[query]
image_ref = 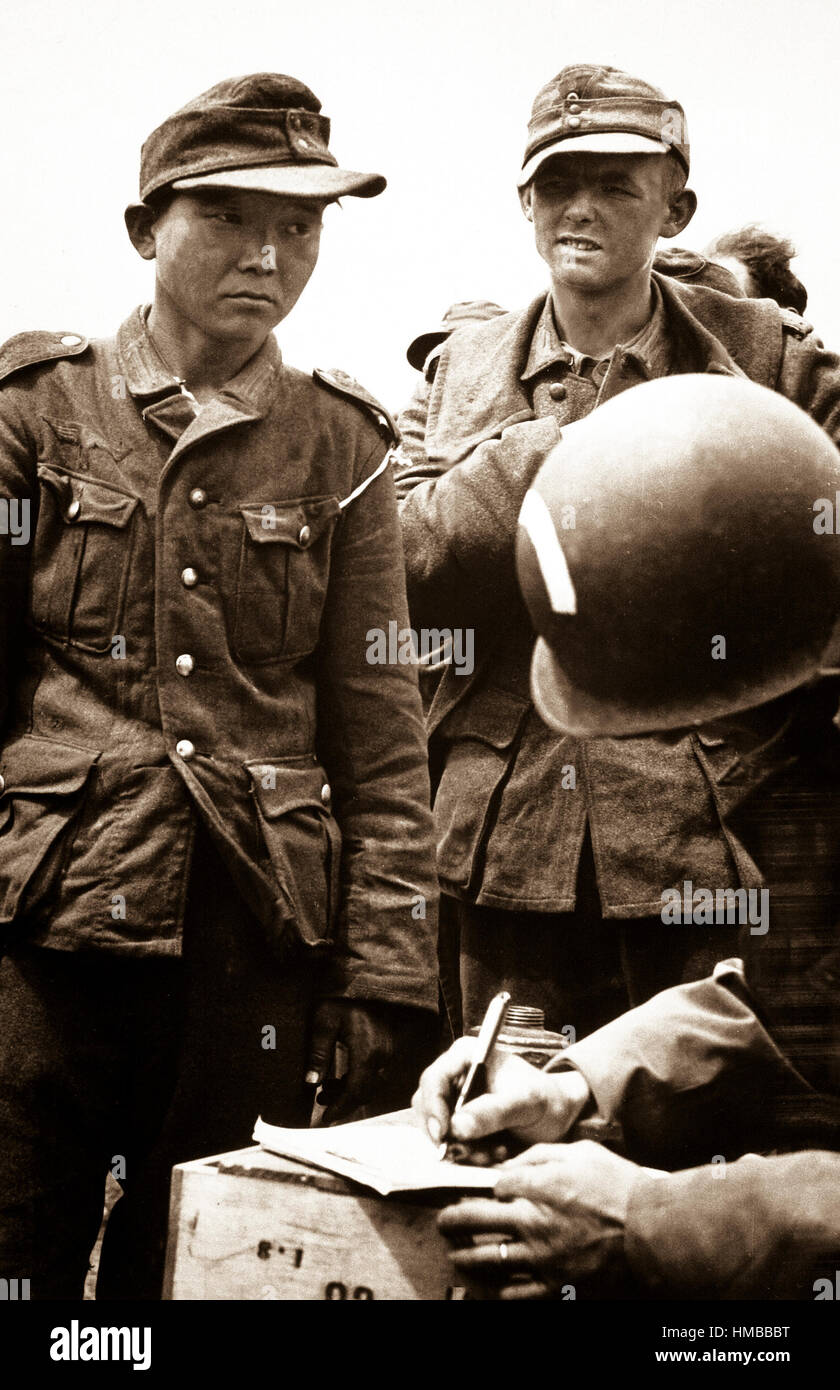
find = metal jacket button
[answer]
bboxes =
[181,567,199,588]
[188,487,208,509]
[65,498,81,521]
[320,783,331,804]
[0,773,5,795]
[176,654,195,677]
[548,382,567,401]
[567,115,582,128]
[60,334,83,347]
[175,739,195,760]
[298,524,311,546]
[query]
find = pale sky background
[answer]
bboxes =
[1,0,837,409]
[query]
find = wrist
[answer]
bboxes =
[545,1067,591,1136]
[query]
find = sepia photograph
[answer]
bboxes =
[0,0,837,1368]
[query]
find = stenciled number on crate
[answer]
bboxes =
[256,1240,304,1267]
[324,1281,375,1299]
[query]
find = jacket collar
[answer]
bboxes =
[116,306,282,448]
[522,279,671,385]
[117,305,281,402]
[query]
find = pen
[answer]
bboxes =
[437,990,510,1160]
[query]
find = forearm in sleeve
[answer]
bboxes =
[0,395,37,734]
[549,960,804,1167]
[627,1150,840,1299]
[397,417,561,634]
[314,451,439,1011]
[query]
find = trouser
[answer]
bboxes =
[458,831,739,1038]
[0,830,319,1300]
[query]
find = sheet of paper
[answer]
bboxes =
[253,1109,501,1196]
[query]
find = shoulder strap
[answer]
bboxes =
[313,366,397,444]
[778,307,813,340]
[653,246,706,278]
[0,330,90,384]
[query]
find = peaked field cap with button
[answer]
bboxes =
[518,63,689,189]
[139,73,386,203]
[406,300,508,371]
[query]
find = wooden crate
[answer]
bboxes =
[163,1145,464,1301]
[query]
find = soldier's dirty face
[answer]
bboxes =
[523,153,685,297]
[146,189,327,343]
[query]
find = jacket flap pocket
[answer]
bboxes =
[38,466,138,528]
[244,757,340,949]
[439,685,529,749]
[239,497,339,547]
[0,736,99,797]
[69,478,138,528]
[245,759,331,818]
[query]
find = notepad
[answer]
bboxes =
[253,1109,501,1196]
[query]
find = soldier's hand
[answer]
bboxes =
[412,1037,591,1150]
[437,1140,639,1298]
[308,999,437,1124]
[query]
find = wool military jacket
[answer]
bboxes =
[0,309,438,1010]
[394,274,840,918]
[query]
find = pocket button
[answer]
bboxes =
[175,739,196,760]
[0,773,5,795]
[175,654,195,677]
[189,488,208,509]
[65,499,81,521]
[298,524,312,546]
[320,782,331,805]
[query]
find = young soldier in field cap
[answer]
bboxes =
[414,375,840,1301]
[395,63,840,1039]
[0,73,438,1299]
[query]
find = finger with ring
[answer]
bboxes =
[448,1240,530,1276]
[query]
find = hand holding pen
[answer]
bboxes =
[437,991,511,1161]
[412,993,592,1161]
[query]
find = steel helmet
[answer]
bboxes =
[516,374,840,736]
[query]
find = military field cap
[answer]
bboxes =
[139,73,386,203]
[518,63,689,189]
[406,300,508,371]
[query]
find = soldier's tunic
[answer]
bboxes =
[395,272,840,1034]
[0,309,438,1296]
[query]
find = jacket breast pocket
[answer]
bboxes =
[30,467,139,651]
[433,686,529,892]
[0,735,99,924]
[232,497,340,664]
[245,757,342,949]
